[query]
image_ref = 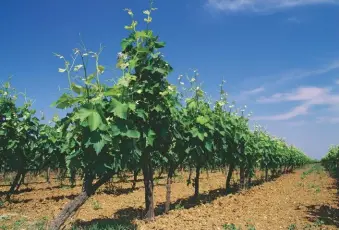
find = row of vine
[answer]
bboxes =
[0,3,312,230]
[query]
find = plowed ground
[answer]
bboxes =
[0,166,338,230]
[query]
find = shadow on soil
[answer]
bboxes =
[45,194,78,202]
[0,187,33,196]
[71,172,290,229]
[7,198,33,204]
[305,174,339,228]
[306,204,339,227]
[99,187,137,196]
[75,176,276,229]
[73,218,137,230]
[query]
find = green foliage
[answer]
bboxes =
[53,44,141,182]
[0,81,39,173]
[0,1,313,226]
[321,145,339,178]
[0,80,64,199]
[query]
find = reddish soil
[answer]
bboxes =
[0,166,338,230]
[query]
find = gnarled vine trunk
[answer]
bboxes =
[46,167,51,184]
[188,166,193,183]
[48,173,113,230]
[15,170,26,191]
[194,165,201,200]
[70,168,76,187]
[248,175,252,187]
[165,165,174,213]
[142,153,155,220]
[206,168,209,180]
[157,166,164,179]
[239,165,245,189]
[6,168,25,200]
[132,169,139,190]
[226,163,234,193]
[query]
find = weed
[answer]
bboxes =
[33,216,48,230]
[13,218,27,230]
[246,224,256,230]
[300,164,323,180]
[92,199,102,210]
[72,221,136,230]
[314,218,324,227]
[308,184,316,189]
[173,174,184,183]
[174,202,184,210]
[287,224,297,230]
[0,215,10,221]
[302,224,313,230]
[153,177,160,185]
[223,223,241,230]
[245,220,255,230]
[0,225,7,230]
[118,174,129,183]
[61,185,72,190]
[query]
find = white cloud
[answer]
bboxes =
[238,60,339,121]
[259,86,339,105]
[254,86,339,120]
[257,86,336,103]
[253,104,310,121]
[243,86,265,95]
[206,0,339,12]
[234,86,265,102]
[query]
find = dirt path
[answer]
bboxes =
[137,166,338,230]
[0,166,338,230]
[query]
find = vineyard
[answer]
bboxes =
[0,2,338,230]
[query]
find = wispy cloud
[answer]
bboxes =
[253,104,310,121]
[316,116,339,124]
[287,17,301,23]
[254,86,339,120]
[273,60,339,85]
[237,59,339,91]
[234,86,265,102]
[206,0,339,13]
[257,86,334,103]
[286,120,307,126]
[259,86,339,105]
[242,86,265,95]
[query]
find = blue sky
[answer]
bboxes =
[1,0,339,159]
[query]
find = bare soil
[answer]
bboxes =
[0,166,338,230]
